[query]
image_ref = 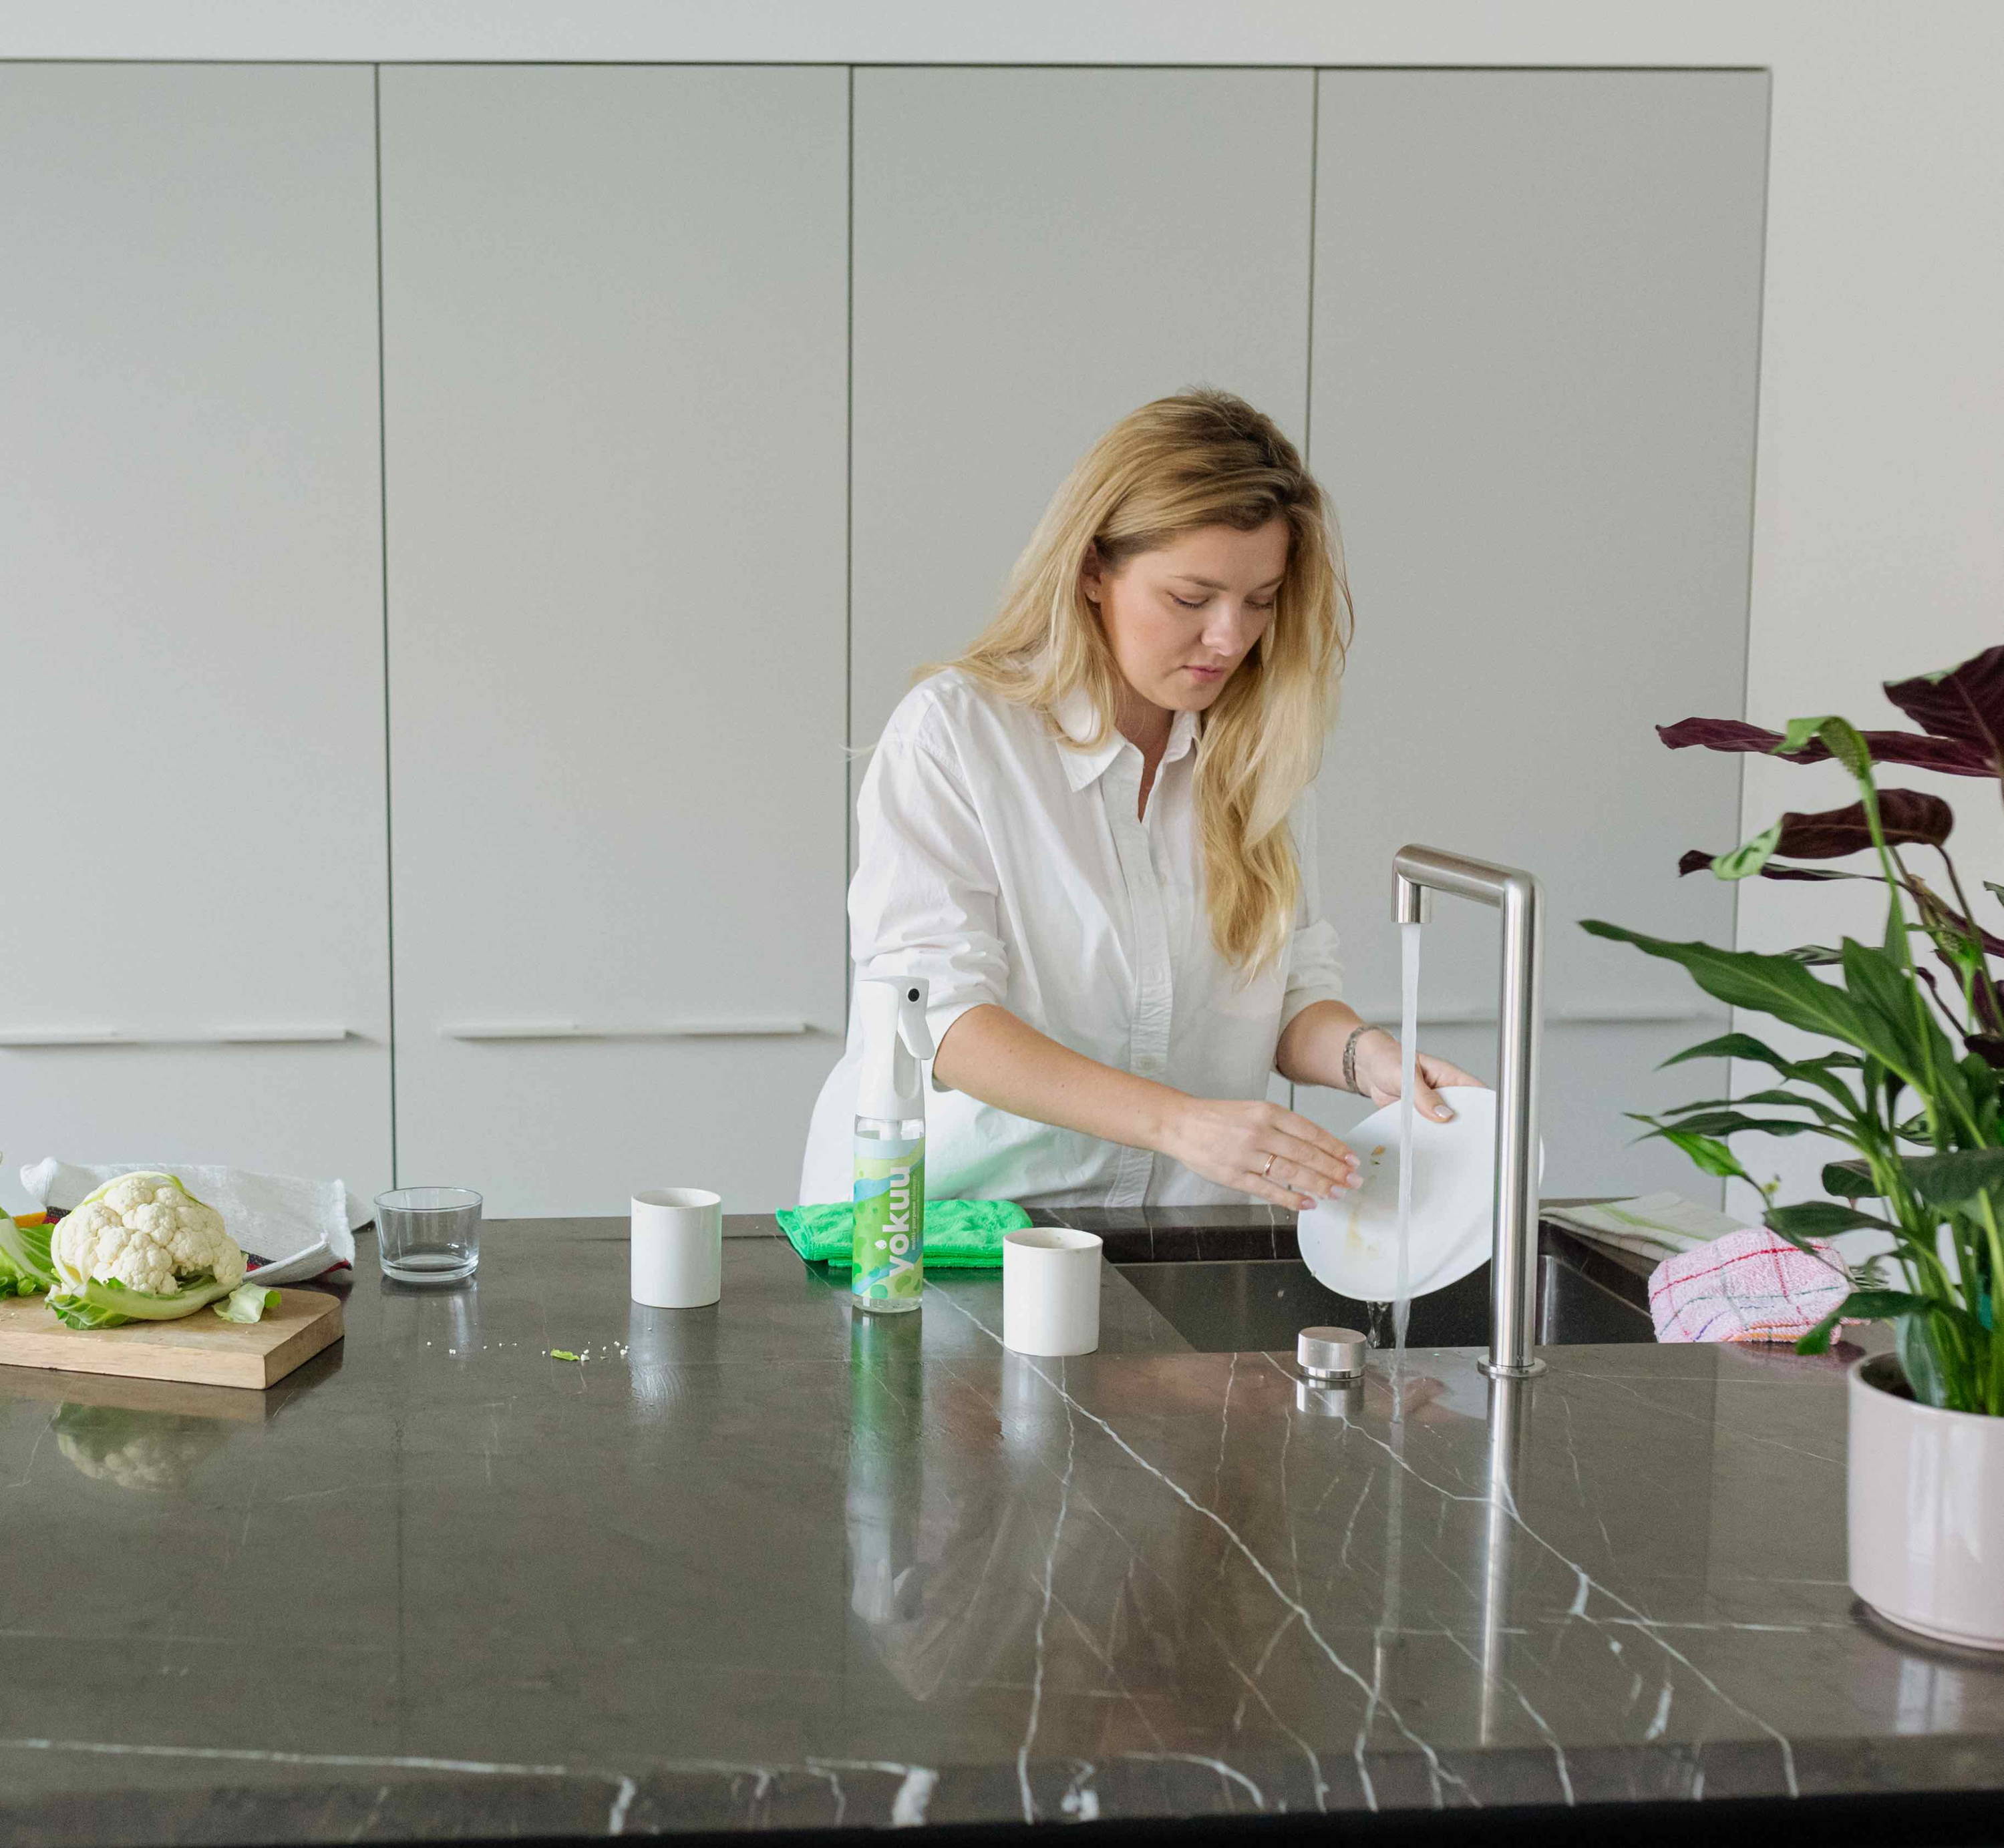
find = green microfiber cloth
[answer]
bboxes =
[776,1198,1032,1272]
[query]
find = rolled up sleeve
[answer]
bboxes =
[1278,795,1345,1037]
[850,729,1010,1095]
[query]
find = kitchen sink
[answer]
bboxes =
[1110,1232,1653,1353]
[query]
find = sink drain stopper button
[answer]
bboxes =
[1297,1326,1369,1381]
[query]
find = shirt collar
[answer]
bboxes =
[1053,687,1200,792]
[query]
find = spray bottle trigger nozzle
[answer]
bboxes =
[895,983,935,1063]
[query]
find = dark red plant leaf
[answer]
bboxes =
[1882,644,2004,776]
[1969,1035,2004,1070]
[1773,789,1955,858]
[1659,718,1794,753]
[1657,717,1993,776]
[1979,982,2004,1041]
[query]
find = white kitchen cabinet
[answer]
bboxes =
[379,67,849,1216]
[0,64,392,1205]
[1301,71,1770,1199]
[848,66,1317,755]
[850,65,1315,1117]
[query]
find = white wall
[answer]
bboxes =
[11,1,2001,1217]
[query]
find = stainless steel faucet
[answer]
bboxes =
[1392,846,1546,1378]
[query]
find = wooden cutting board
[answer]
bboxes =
[0,1287,343,1390]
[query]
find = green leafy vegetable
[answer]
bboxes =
[0,1216,56,1299]
[549,1348,580,1362]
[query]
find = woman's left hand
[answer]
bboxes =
[1351,1031,1484,1122]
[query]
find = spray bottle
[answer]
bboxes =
[852,975,934,1314]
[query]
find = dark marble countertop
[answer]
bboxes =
[1,1214,1999,1843]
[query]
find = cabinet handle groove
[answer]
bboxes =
[443,1019,814,1041]
[1345,1004,1718,1028]
[0,1027,353,1047]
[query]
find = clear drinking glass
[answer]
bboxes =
[374,1186,481,1284]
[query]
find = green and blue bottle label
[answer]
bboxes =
[852,1135,924,1306]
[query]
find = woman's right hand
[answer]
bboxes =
[1158,1097,1362,1212]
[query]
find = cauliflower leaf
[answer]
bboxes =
[214,1283,281,1324]
[49,1274,240,1330]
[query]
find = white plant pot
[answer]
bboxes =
[1848,1351,2004,1651]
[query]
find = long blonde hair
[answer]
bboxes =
[923,389,1353,976]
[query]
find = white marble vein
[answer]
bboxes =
[933,1292,1458,1811]
[1644,1682,1674,1742]
[1126,1750,1267,1811]
[1325,1387,1803,1794]
[1017,1386,1077,1823]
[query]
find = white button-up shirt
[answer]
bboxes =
[798,667,1345,1208]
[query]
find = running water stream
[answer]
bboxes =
[1391,918,1423,1379]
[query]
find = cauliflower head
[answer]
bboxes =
[49,1172,245,1325]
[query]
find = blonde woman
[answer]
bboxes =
[798,389,1479,1211]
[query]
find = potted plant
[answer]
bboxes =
[1582,642,2003,1650]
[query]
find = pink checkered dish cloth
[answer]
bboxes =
[1648,1228,1854,1344]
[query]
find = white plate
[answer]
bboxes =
[1297,1086,1542,1304]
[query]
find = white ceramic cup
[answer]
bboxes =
[1002,1225,1103,1358]
[630,1188,723,1308]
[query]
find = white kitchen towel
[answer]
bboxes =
[17,1160,360,1286]
[1541,1191,1753,1262]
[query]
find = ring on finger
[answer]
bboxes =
[1261,1152,1277,1179]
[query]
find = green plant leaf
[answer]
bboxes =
[1712,821,1784,880]
[1641,1109,1826,1139]
[1637,1125,1756,1183]
[1795,1301,1848,1355]
[1895,1312,1957,1410]
[1766,1202,1903,1238]
[1743,1087,1848,1125]
[1839,1287,1986,1333]
[1809,714,1875,781]
[1735,1085,1832,1107]
[1659,1032,1793,1071]
[1822,1159,1879,1197]
[1839,937,1962,1094]
[1657,1090,1845,1127]
[1579,920,1905,1069]
[1656,1037,1864,1121]
[1898,1149,2004,1212]
[1778,713,1843,758]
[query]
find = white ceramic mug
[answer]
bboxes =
[1002,1225,1102,1357]
[630,1188,722,1308]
